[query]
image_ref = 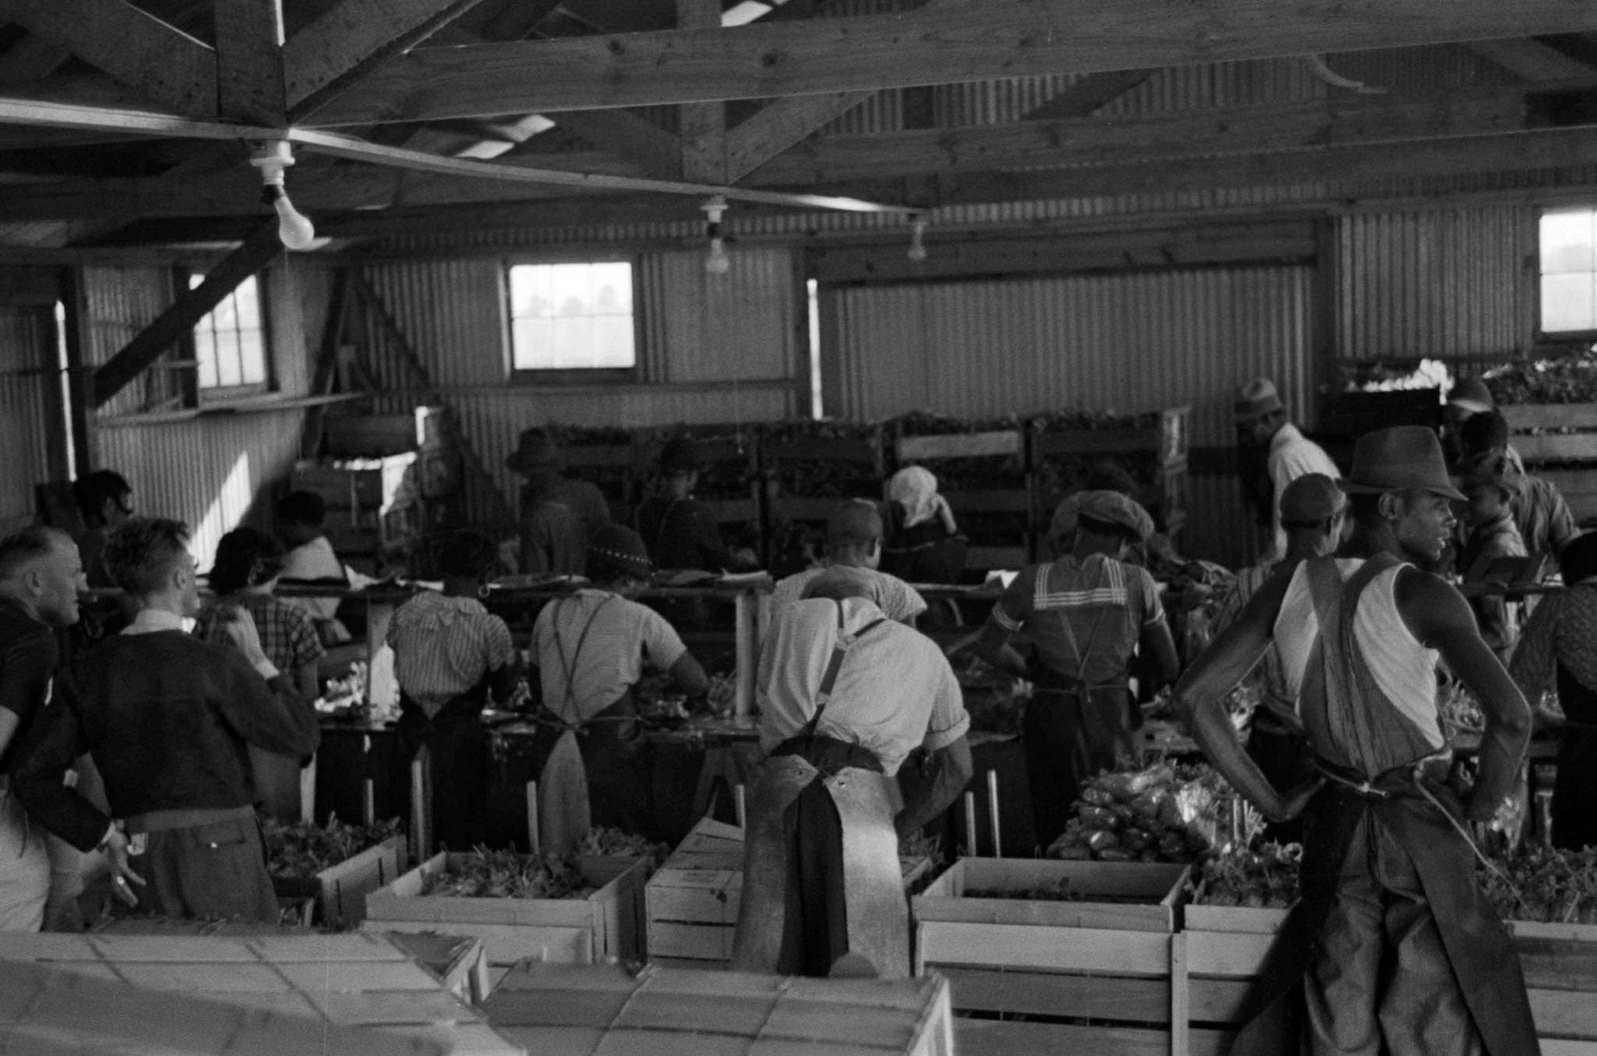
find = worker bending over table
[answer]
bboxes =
[733,567,970,979]
[767,500,926,630]
[388,530,521,853]
[530,525,709,850]
[1176,427,1537,1056]
[15,518,319,924]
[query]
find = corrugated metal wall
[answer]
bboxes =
[356,247,801,520]
[81,262,316,567]
[0,306,57,534]
[1334,203,1534,361]
[824,264,1313,565]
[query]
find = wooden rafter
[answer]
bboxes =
[91,219,280,407]
[677,0,725,182]
[302,0,1597,125]
[552,108,684,180]
[723,91,874,183]
[284,0,488,121]
[213,0,288,125]
[3,0,218,117]
[0,33,71,86]
[1022,70,1155,120]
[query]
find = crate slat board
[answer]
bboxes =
[913,857,1188,1056]
[485,962,953,1056]
[646,817,935,969]
[272,835,406,930]
[893,426,1033,571]
[1181,904,1597,1052]
[364,853,647,968]
[0,931,515,1056]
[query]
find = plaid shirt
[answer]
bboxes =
[193,594,324,674]
[1511,583,1597,709]
[1514,474,1579,565]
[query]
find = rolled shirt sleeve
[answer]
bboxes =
[921,659,971,753]
[640,607,689,671]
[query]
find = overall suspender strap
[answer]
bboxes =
[799,600,887,742]
[551,593,615,726]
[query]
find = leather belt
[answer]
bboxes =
[123,804,254,835]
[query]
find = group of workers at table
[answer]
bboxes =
[0,375,1592,1055]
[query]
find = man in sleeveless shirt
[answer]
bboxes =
[732,567,970,979]
[977,490,1180,849]
[1176,426,1537,1056]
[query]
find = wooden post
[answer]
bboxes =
[964,791,978,858]
[733,590,756,717]
[734,784,747,831]
[362,778,375,828]
[986,770,1002,859]
[1170,931,1189,1056]
[526,781,540,855]
[410,753,428,861]
[299,757,316,825]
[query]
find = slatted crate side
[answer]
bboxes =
[273,836,407,930]
[955,1019,1175,1056]
[913,858,1189,933]
[896,430,1024,463]
[917,921,1171,978]
[1030,406,1190,467]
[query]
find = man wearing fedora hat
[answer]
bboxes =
[1235,377,1340,562]
[506,428,611,577]
[1176,426,1537,1056]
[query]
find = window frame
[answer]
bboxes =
[184,268,274,403]
[1536,204,1597,342]
[502,256,643,385]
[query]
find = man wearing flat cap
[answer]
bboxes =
[1235,377,1340,562]
[976,490,1180,848]
[529,525,709,846]
[506,428,611,577]
[1176,426,1537,1056]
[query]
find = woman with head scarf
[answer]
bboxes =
[1511,531,1597,849]
[880,466,966,583]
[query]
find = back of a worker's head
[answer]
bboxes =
[826,500,883,569]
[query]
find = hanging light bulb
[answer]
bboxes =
[248,140,318,251]
[702,195,731,275]
[907,215,928,263]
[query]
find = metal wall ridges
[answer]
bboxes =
[96,410,304,567]
[81,264,172,422]
[1334,203,1532,361]
[825,264,1312,566]
[0,306,56,533]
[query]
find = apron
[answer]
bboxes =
[1553,661,1597,850]
[1229,557,1539,1056]
[731,603,910,978]
[397,675,492,853]
[532,594,651,854]
[1024,572,1135,848]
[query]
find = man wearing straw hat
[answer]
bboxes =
[1235,377,1340,562]
[733,567,970,979]
[1176,426,1537,1056]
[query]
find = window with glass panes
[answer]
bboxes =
[506,261,637,374]
[1540,208,1597,336]
[189,273,267,391]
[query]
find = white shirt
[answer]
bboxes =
[1266,423,1340,560]
[767,565,927,633]
[757,597,969,776]
[277,536,346,622]
[532,589,687,722]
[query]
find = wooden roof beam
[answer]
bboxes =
[1023,70,1156,120]
[91,220,280,407]
[677,0,725,183]
[302,0,1597,125]
[1469,38,1597,82]
[0,32,70,86]
[284,0,488,122]
[213,0,287,126]
[2,0,218,117]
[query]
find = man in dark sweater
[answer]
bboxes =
[14,518,319,923]
[0,526,85,930]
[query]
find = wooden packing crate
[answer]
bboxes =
[914,857,1190,1056]
[364,853,648,967]
[291,455,415,511]
[272,836,406,931]
[645,817,937,969]
[1501,403,1597,466]
[1182,905,1597,1054]
[896,429,1024,463]
[1541,467,1597,526]
[485,962,955,1056]
[1031,406,1190,467]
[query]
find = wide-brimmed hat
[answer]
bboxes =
[1280,473,1346,526]
[586,524,653,581]
[1447,376,1495,415]
[505,428,561,475]
[1340,426,1464,501]
[1076,489,1155,543]
[1234,378,1284,424]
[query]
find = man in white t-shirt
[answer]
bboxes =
[732,568,970,980]
[274,490,350,637]
[768,501,926,631]
[1235,378,1341,561]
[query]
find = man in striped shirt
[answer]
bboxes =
[977,490,1180,848]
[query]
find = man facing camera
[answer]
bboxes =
[14,518,319,923]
